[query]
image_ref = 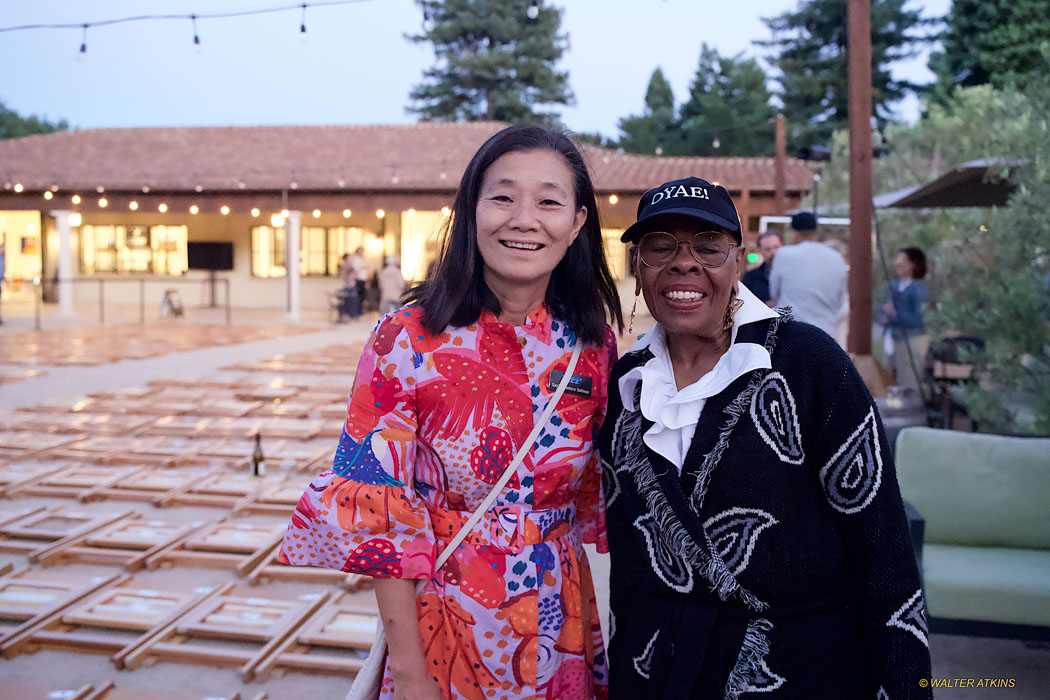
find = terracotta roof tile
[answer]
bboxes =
[0,122,812,194]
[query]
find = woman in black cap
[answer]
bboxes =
[600,177,931,698]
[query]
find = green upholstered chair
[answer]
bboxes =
[895,427,1050,640]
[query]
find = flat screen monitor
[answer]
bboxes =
[186,242,234,271]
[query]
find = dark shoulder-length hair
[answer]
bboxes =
[403,124,622,345]
[899,246,928,279]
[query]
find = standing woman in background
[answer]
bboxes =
[881,247,929,395]
[282,125,622,700]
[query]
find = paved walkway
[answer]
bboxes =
[0,303,1047,699]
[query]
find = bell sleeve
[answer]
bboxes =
[575,327,619,554]
[807,344,933,698]
[280,316,437,580]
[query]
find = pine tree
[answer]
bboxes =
[616,68,678,155]
[678,44,777,156]
[0,100,68,140]
[407,0,573,124]
[930,0,1050,96]
[757,0,933,151]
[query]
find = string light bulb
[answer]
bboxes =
[407,208,416,216]
[299,3,308,42]
[190,205,200,214]
[98,198,108,208]
[440,206,452,217]
[71,195,81,204]
[608,194,618,205]
[78,24,87,61]
[527,0,540,20]
[376,209,385,219]
[220,205,230,215]
[191,14,201,51]
[129,201,139,211]
[158,203,168,213]
[251,207,261,217]
[13,184,23,193]
[312,209,321,218]
[44,191,54,201]
[342,209,352,218]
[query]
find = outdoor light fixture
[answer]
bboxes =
[608,194,618,204]
[98,198,108,208]
[190,205,200,214]
[13,183,23,193]
[195,185,203,193]
[251,208,261,217]
[44,191,53,200]
[191,14,201,51]
[158,203,168,213]
[78,24,87,60]
[129,201,139,211]
[407,209,416,216]
[376,209,385,219]
[71,195,81,204]
[527,0,540,21]
[69,213,82,226]
[300,3,308,41]
[50,185,59,192]
[342,209,352,218]
[221,205,230,215]
[142,186,150,193]
[712,138,721,150]
[96,185,105,193]
[313,209,321,218]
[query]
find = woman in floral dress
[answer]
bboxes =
[281,125,622,700]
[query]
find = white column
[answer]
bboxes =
[283,210,301,323]
[50,210,75,318]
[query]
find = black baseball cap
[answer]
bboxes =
[791,211,817,231]
[621,176,742,244]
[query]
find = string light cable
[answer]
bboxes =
[0,0,378,48]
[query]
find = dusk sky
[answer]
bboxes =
[1,0,949,138]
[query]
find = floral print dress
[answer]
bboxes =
[281,304,615,700]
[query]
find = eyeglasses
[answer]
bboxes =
[636,231,737,268]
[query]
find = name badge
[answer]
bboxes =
[548,370,593,398]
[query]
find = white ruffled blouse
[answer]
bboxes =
[618,283,779,473]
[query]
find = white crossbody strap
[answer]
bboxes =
[433,340,583,571]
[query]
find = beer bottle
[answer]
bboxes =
[251,433,265,477]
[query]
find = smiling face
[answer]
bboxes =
[635,216,742,342]
[475,149,587,300]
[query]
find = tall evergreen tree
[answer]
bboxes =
[678,44,777,156]
[0,100,68,140]
[930,0,1050,95]
[757,0,932,151]
[407,0,573,124]
[616,68,678,155]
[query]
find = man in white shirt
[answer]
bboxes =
[769,212,848,340]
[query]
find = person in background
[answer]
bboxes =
[0,240,6,325]
[880,247,929,395]
[741,231,782,305]
[769,212,849,342]
[352,246,370,312]
[602,178,931,699]
[337,252,359,322]
[281,124,622,700]
[379,254,406,315]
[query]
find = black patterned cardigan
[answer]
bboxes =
[598,312,933,700]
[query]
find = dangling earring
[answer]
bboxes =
[723,295,744,331]
[629,290,640,335]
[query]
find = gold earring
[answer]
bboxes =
[629,291,640,335]
[723,297,744,331]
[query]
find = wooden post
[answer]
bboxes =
[774,114,787,215]
[847,0,873,355]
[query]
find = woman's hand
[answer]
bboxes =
[391,670,444,700]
